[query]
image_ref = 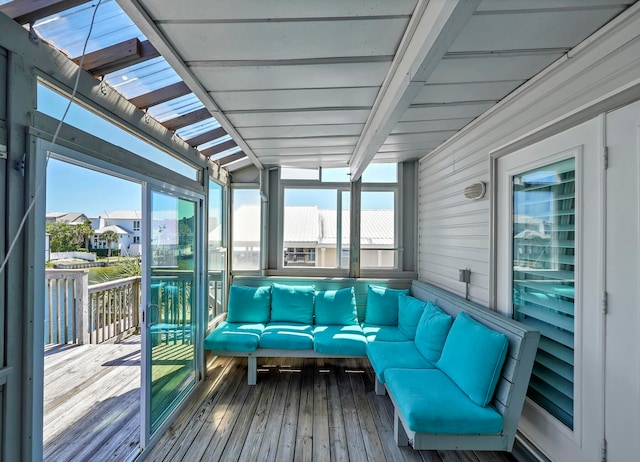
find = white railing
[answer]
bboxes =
[45,270,140,345]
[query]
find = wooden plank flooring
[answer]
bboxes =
[148,356,517,462]
[43,337,141,462]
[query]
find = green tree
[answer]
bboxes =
[74,220,94,250]
[46,222,77,252]
[101,230,119,258]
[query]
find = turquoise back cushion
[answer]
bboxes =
[364,285,409,326]
[414,302,452,362]
[315,287,358,325]
[397,294,427,339]
[436,312,509,407]
[271,283,315,324]
[226,285,271,323]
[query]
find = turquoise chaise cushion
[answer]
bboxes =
[313,325,367,356]
[203,322,265,352]
[414,302,453,362]
[362,324,409,342]
[366,341,434,384]
[385,368,503,434]
[315,287,358,325]
[397,295,427,340]
[364,285,410,326]
[436,312,509,407]
[270,283,315,324]
[259,323,314,349]
[226,285,271,323]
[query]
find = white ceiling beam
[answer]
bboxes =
[349,0,480,180]
[117,0,265,170]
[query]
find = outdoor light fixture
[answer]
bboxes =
[464,181,486,200]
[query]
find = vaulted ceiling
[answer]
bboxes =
[1,0,634,178]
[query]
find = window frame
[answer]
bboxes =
[230,184,263,274]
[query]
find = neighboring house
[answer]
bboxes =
[92,210,142,256]
[45,212,91,225]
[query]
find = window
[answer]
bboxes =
[361,190,396,269]
[208,180,226,324]
[231,188,261,270]
[133,220,140,231]
[133,236,140,244]
[512,158,575,429]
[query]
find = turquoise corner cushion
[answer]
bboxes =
[397,295,427,339]
[364,285,409,326]
[226,285,271,323]
[315,287,358,325]
[203,322,265,352]
[436,312,509,407]
[271,283,315,324]
[366,341,434,383]
[362,324,409,342]
[385,369,503,434]
[313,325,367,356]
[414,302,453,362]
[259,323,314,350]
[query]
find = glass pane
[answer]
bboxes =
[281,167,319,180]
[149,192,197,433]
[208,181,225,325]
[232,189,261,270]
[341,191,351,268]
[361,191,395,268]
[322,167,350,182]
[283,189,337,268]
[362,163,397,183]
[512,157,575,429]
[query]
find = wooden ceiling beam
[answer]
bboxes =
[219,152,246,166]
[128,81,191,109]
[0,0,90,25]
[72,38,160,76]
[161,107,211,132]
[201,140,237,157]
[184,127,227,147]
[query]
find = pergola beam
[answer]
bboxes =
[0,0,90,25]
[185,127,227,147]
[201,140,237,157]
[349,0,480,180]
[219,152,246,166]
[128,81,191,109]
[72,38,160,76]
[161,107,211,132]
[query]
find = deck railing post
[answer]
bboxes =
[134,278,141,334]
[76,270,90,345]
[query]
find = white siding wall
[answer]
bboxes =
[418,7,640,305]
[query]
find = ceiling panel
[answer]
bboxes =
[384,131,459,145]
[379,142,442,153]
[414,81,524,105]
[392,119,475,134]
[239,124,365,140]
[475,0,631,13]
[427,52,565,85]
[448,8,626,52]
[401,102,496,122]
[191,62,391,91]
[161,19,408,61]
[139,0,419,21]
[248,136,360,150]
[254,145,355,156]
[211,88,380,112]
[228,109,371,127]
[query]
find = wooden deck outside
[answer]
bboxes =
[43,336,141,462]
[148,356,517,462]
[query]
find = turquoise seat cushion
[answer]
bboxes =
[313,325,367,356]
[226,285,271,323]
[203,322,265,352]
[437,312,509,407]
[259,323,314,350]
[364,285,410,326]
[397,295,427,340]
[385,369,503,434]
[366,341,434,383]
[362,324,409,342]
[271,283,315,324]
[414,302,453,362]
[315,287,358,325]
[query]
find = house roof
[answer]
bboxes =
[45,212,90,223]
[94,225,131,235]
[102,210,142,220]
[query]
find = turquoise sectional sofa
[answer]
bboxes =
[205,277,539,453]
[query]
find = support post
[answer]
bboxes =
[394,408,409,446]
[247,356,257,385]
[76,271,90,344]
[374,376,386,396]
[349,178,361,278]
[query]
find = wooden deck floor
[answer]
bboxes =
[148,356,517,462]
[43,337,141,462]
